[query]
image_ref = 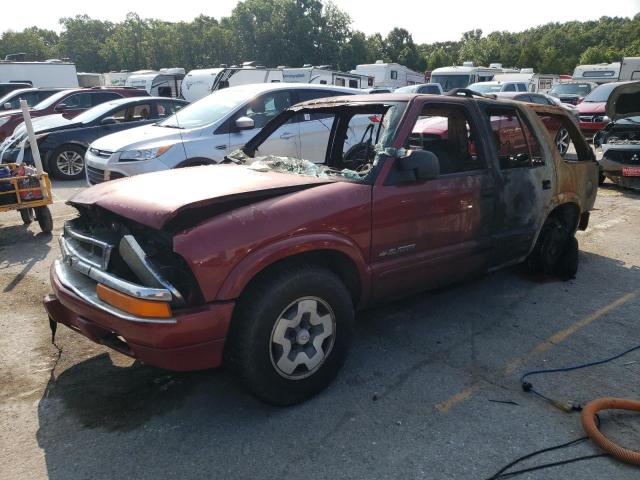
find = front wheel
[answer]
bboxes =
[225,265,354,405]
[50,145,86,180]
[34,206,53,233]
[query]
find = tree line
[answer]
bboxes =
[0,0,638,75]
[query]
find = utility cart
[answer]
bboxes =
[0,163,53,232]
[0,99,54,233]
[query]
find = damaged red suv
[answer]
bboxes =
[45,92,598,405]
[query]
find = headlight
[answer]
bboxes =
[119,144,175,161]
[602,116,610,123]
[0,117,10,127]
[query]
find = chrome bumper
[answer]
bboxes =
[56,221,185,323]
[53,259,176,324]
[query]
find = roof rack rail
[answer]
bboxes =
[446,88,496,99]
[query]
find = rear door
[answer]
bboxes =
[481,104,554,266]
[56,92,93,117]
[370,99,496,300]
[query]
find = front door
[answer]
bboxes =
[370,101,495,301]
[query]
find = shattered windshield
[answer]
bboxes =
[234,102,403,182]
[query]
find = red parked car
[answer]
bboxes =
[575,81,635,138]
[45,92,598,405]
[0,87,149,141]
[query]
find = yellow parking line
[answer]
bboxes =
[436,288,640,413]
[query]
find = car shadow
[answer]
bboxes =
[599,180,640,199]
[35,250,640,479]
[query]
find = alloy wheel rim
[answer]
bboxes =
[556,129,570,155]
[56,151,84,176]
[269,296,336,379]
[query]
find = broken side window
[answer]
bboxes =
[408,104,485,174]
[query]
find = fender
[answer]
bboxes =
[175,157,217,168]
[216,232,371,305]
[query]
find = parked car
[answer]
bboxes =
[468,81,529,94]
[46,92,598,405]
[548,81,598,105]
[0,87,149,142]
[84,83,365,185]
[472,92,577,156]
[576,81,635,138]
[0,87,65,111]
[394,83,443,94]
[595,81,640,189]
[0,82,32,98]
[1,97,187,180]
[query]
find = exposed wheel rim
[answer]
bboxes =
[56,150,84,176]
[269,296,336,380]
[555,128,570,155]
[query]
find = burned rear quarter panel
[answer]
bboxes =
[173,181,373,303]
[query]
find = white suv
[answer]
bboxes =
[468,81,529,94]
[85,83,364,184]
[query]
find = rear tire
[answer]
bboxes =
[225,264,354,405]
[527,216,577,280]
[34,206,53,233]
[19,208,34,225]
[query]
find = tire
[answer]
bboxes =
[19,208,34,225]
[225,264,355,405]
[527,216,577,280]
[49,144,86,180]
[34,206,53,233]
[555,128,570,157]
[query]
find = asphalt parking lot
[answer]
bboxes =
[1,177,639,480]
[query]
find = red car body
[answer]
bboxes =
[0,87,149,141]
[44,95,599,381]
[576,100,607,138]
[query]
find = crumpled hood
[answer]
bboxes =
[606,80,640,121]
[68,164,333,230]
[90,123,179,152]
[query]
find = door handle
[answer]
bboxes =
[215,144,227,150]
[542,180,551,190]
[280,132,295,140]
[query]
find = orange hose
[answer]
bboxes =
[581,397,640,465]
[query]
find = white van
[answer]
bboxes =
[181,66,283,103]
[430,62,503,91]
[619,57,640,81]
[85,83,368,184]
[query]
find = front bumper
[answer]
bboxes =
[600,145,640,189]
[45,259,235,371]
[85,148,170,185]
[579,120,607,138]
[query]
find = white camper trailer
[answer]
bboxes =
[181,64,283,103]
[619,57,640,81]
[351,61,423,89]
[125,68,185,97]
[572,62,621,84]
[493,70,560,93]
[0,58,79,88]
[103,71,132,87]
[282,66,372,89]
[77,72,104,87]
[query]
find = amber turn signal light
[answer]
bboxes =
[96,284,172,318]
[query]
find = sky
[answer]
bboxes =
[2,0,639,44]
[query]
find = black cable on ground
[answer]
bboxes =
[485,417,606,480]
[520,343,640,412]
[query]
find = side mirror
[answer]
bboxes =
[235,116,255,130]
[3,103,11,110]
[397,149,440,180]
[100,117,117,125]
[54,103,68,112]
